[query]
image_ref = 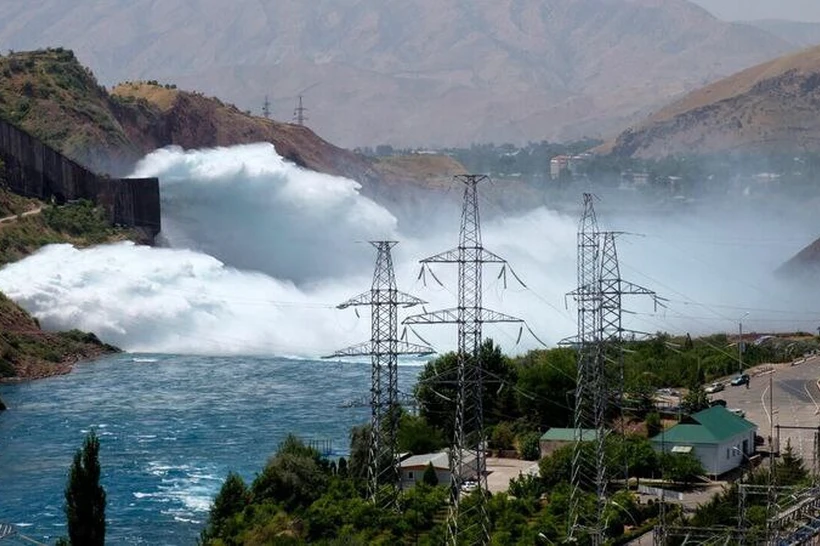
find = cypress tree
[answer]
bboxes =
[63,430,106,546]
[422,462,438,486]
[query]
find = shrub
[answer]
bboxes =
[518,432,541,461]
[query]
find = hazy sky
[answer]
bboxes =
[690,0,820,22]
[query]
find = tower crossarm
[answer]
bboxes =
[403,307,523,325]
[338,291,427,309]
[324,341,434,359]
[420,247,507,264]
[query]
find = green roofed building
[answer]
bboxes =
[539,428,597,458]
[651,406,758,477]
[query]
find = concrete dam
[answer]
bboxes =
[0,119,161,241]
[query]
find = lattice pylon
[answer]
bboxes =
[567,192,605,545]
[404,174,522,546]
[327,241,433,508]
[567,201,659,545]
[599,231,658,491]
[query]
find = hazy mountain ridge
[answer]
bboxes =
[746,19,820,49]
[0,0,794,147]
[609,45,820,158]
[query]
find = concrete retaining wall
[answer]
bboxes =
[0,119,161,239]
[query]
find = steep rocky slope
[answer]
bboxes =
[0,49,457,200]
[610,45,820,158]
[0,0,794,146]
[0,289,118,382]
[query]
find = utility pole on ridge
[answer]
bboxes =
[293,95,307,126]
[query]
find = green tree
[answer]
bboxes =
[539,444,574,488]
[514,348,576,428]
[415,340,516,439]
[645,412,662,437]
[251,434,330,511]
[62,430,106,546]
[776,439,809,486]
[201,471,248,542]
[680,384,709,415]
[397,413,446,455]
[422,463,439,486]
[660,452,704,487]
[518,432,541,461]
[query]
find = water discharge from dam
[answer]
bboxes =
[0,143,818,356]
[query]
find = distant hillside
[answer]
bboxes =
[609,45,820,158]
[747,20,820,49]
[0,0,795,147]
[777,237,820,280]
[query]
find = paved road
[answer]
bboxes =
[710,356,820,466]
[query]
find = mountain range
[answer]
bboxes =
[0,0,796,147]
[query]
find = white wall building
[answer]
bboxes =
[651,406,758,477]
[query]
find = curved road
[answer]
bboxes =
[710,356,820,465]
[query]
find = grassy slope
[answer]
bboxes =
[0,48,144,173]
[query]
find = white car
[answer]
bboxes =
[705,382,724,394]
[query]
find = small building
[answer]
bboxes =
[550,155,571,180]
[650,406,758,477]
[539,428,597,458]
[399,451,478,489]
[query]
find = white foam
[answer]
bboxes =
[0,143,816,356]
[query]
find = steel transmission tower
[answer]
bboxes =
[328,241,433,507]
[293,95,308,125]
[262,95,271,119]
[404,174,523,546]
[567,193,606,544]
[567,196,658,545]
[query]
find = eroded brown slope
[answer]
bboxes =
[610,46,820,158]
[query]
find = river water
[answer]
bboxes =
[0,353,421,545]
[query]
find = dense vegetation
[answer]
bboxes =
[202,333,817,544]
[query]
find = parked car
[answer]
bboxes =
[730,408,746,418]
[730,374,750,386]
[705,382,724,394]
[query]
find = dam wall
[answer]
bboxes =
[0,119,161,239]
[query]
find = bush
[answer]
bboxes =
[660,452,704,487]
[518,432,541,461]
[490,422,516,450]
